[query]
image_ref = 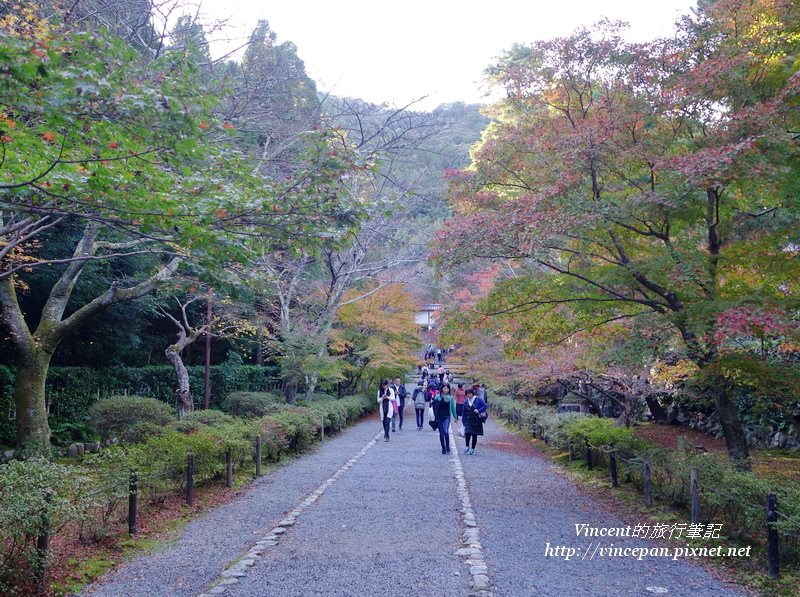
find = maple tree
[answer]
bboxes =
[331,282,419,396]
[0,7,366,455]
[434,1,800,468]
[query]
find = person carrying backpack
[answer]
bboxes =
[426,381,439,431]
[412,381,427,430]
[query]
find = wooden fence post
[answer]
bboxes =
[609,444,618,487]
[643,454,652,506]
[568,443,573,462]
[226,448,233,489]
[767,492,779,579]
[255,435,262,477]
[320,416,325,441]
[690,467,700,524]
[186,454,194,507]
[128,470,138,535]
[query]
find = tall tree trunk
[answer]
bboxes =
[681,318,751,470]
[645,395,668,423]
[165,346,193,420]
[304,370,319,401]
[0,225,181,454]
[13,346,52,458]
[711,373,750,470]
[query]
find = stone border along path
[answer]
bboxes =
[82,373,747,596]
[198,419,492,597]
[451,433,492,596]
[198,430,383,596]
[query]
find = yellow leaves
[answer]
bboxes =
[0,4,55,40]
[651,359,701,389]
[334,283,420,371]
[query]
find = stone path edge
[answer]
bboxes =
[450,427,493,597]
[197,430,384,597]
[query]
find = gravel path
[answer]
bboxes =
[463,418,748,596]
[82,395,750,597]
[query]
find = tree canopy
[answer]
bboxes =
[433,0,800,468]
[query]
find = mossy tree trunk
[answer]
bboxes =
[0,223,182,456]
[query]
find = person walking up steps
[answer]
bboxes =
[377,379,396,442]
[433,383,456,454]
[461,388,487,454]
[412,381,427,430]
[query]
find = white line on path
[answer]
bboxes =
[197,430,384,596]
[198,416,491,596]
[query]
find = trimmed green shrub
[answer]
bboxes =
[225,392,283,417]
[173,409,235,434]
[268,409,316,452]
[89,396,175,439]
[256,419,290,461]
[566,417,643,453]
[0,458,93,591]
[119,422,168,444]
[183,409,234,427]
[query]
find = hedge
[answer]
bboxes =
[0,393,377,590]
[489,395,800,567]
[0,365,280,446]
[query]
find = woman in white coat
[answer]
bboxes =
[377,379,397,441]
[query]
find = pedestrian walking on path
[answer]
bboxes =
[377,379,395,441]
[461,388,487,454]
[81,409,748,597]
[433,383,456,454]
[391,377,406,431]
[454,383,466,419]
[412,380,427,429]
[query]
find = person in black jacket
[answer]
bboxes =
[391,377,407,431]
[461,388,488,454]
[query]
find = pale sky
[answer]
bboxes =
[199,0,697,110]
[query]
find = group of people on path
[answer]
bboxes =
[377,375,488,456]
[420,364,453,386]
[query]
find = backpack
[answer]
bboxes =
[413,388,426,409]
